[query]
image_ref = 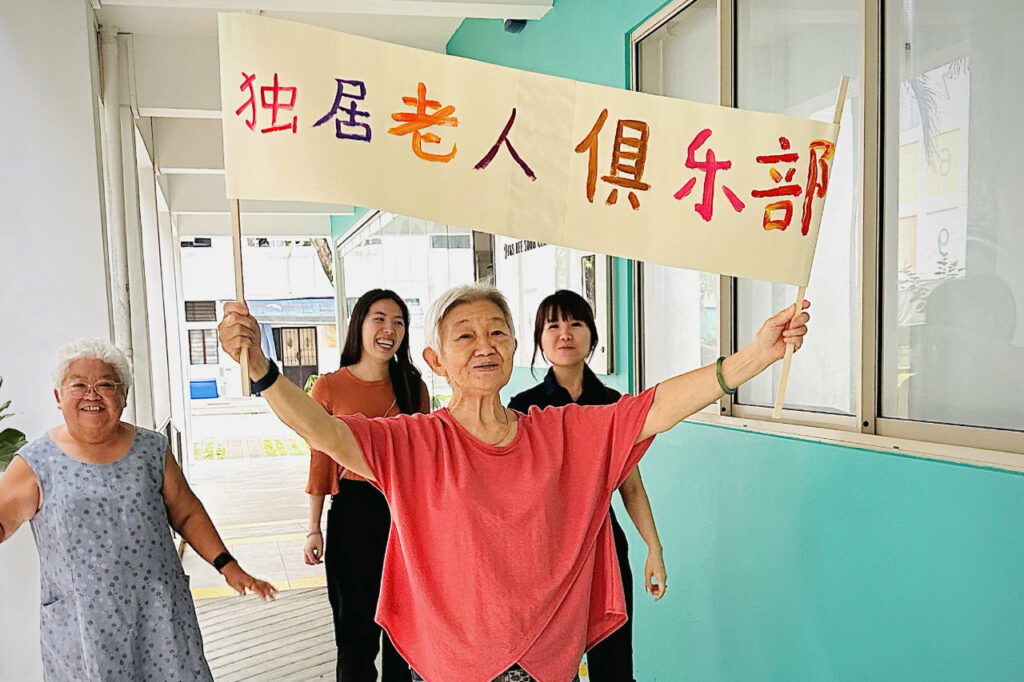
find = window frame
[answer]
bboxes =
[630,0,1024,467]
[188,328,219,365]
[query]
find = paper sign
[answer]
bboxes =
[219,13,840,286]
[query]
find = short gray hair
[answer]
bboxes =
[424,284,516,353]
[52,337,132,392]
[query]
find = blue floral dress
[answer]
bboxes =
[19,427,213,681]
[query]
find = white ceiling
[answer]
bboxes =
[93,0,552,236]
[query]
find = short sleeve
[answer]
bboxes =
[565,386,658,494]
[306,451,340,495]
[309,374,333,411]
[338,413,405,499]
[307,375,342,494]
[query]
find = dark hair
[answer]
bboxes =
[530,290,599,370]
[339,289,425,415]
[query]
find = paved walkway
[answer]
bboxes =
[184,455,324,598]
[183,400,326,599]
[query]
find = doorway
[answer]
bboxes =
[273,326,319,389]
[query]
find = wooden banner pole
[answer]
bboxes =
[772,75,849,419]
[230,198,251,397]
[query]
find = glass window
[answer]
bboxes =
[493,238,613,374]
[636,0,721,386]
[735,0,861,414]
[189,329,218,365]
[880,1,1024,431]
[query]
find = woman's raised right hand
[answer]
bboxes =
[218,301,269,376]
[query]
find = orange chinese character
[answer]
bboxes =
[388,82,459,163]
[800,139,835,235]
[575,109,651,210]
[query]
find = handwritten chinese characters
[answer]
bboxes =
[751,136,836,234]
[229,70,836,235]
[388,82,459,163]
[674,128,745,221]
[314,79,371,141]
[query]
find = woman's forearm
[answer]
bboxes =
[618,468,663,552]
[308,494,326,533]
[637,302,809,442]
[173,498,230,565]
[257,367,373,479]
[639,345,768,441]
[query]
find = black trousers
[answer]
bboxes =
[585,508,635,682]
[326,478,409,682]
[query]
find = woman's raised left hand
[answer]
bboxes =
[751,299,811,363]
[222,562,278,600]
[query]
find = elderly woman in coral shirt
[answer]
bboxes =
[219,283,809,682]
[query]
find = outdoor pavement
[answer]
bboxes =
[183,398,327,599]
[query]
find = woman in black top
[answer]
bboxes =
[508,290,666,682]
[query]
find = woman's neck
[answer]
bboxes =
[346,356,390,382]
[53,422,133,463]
[551,362,586,402]
[447,391,517,445]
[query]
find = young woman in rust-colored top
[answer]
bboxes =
[302,289,429,682]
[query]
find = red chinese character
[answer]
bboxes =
[751,136,801,231]
[673,129,745,222]
[235,72,257,131]
[260,73,298,134]
[388,82,458,163]
[475,108,535,180]
[574,109,651,210]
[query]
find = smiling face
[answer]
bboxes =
[425,299,516,397]
[360,298,406,365]
[54,357,127,443]
[540,313,593,369]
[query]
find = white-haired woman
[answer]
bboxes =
[218,285,809,682]
[0,338,277,681]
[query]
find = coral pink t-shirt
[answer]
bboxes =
[341,387,657,682]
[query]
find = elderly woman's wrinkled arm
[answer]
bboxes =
[637,301,810,442]
[218,301,374,480]
[162,451,277,599]
[0,456,41,544]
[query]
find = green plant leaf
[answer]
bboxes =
[0,427,27,471]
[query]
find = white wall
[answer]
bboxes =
[180,236,335,301]
[0,0,108,679]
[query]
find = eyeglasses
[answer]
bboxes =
[61,381,123,398]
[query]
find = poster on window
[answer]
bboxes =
[219,13,841,287]
[493,237,612,373]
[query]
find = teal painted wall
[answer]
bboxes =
[449,4,1024,680]
[330,208,371,243]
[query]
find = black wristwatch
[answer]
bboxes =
[250,359,280,394]
[213,551,236,573]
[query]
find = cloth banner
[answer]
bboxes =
[219,13,840,286]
